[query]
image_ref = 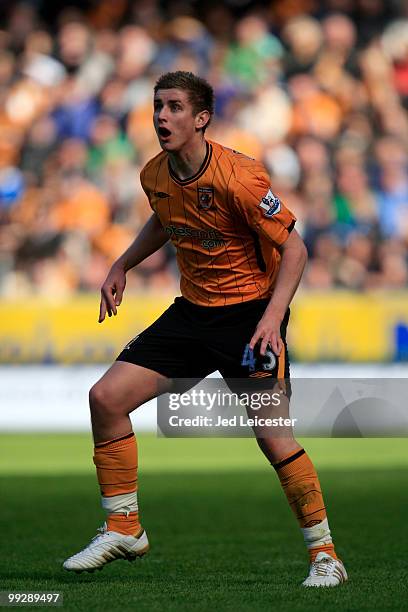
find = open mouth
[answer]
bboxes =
[158,127,171,138]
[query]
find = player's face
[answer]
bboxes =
[153,88,205,152]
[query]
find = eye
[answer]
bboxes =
[171,104,182,112]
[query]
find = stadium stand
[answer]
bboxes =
[0,0,407,297]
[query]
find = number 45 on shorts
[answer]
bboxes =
[241,343,276,373]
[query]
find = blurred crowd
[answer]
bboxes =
[0,0,408,297]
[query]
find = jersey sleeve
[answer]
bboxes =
[140,165,154,211]
[232,163,296,246]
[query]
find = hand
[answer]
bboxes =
[249,312,283,356]
[99,263,126,323]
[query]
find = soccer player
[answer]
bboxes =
[63,71,347,587]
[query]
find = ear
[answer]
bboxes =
[195,110,210,130]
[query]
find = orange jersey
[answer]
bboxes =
[140,140,296,306]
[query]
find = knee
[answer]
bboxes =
[89,382,117,420]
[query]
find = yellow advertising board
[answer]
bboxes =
[1,294,173,364]
[1,292,408,363]
[289,291,408,362]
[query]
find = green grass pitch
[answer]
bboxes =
[0,435,407,611]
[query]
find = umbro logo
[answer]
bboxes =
[153,191,171,198]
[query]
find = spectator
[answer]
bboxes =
[0,0,407,296]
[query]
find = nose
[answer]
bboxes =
[158,106,168,123]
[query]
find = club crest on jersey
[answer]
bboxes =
[259,189,281,217]
[197,186,214,210]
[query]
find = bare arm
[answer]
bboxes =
[99,213,169,322]
[249,229,308,355]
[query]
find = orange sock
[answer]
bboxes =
[106,512,142,536]
[273,448,337,561]
[93,432,141,536]
[308,543,337,562]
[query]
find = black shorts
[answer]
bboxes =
[117,297,290,388]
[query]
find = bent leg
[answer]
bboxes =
[90,361,171,537]
[245,388,338,564]
[90,361,172,443]
[263,439,338,563]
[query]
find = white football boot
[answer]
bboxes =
[302,552,348,587]
[63,523,149,573]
